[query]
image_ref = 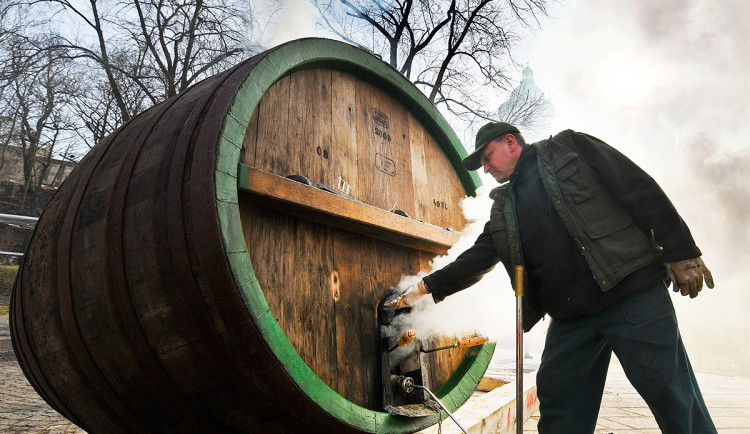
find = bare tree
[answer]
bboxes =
[0,0,261,156]
[129,0,253,99]
[68,61,149,149]
[313,0,551,131]
[0,0,264,221]
[497,88,551,133]
[39,0,256,119]
[0,31,77,211]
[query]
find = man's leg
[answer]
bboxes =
[536,316,611,434]
[605,282,717,434]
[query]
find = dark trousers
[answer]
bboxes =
[536,281,717,434]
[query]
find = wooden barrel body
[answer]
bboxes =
[10,38,492,433]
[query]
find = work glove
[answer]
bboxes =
[666,257,714,298]
[383,280,430,309]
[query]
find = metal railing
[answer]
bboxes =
[0,213,38,261]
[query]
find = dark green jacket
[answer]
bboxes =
[424,130,700,331]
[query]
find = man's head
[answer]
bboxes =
[462,121,525,183]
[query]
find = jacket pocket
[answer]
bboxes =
[583,212,653,268]
[555,153,595,203]
[584,212,633,239]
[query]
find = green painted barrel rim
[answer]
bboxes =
[215,38,490,432]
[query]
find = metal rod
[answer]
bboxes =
[420,336,489,353]
[419,342,458,353]
[412,385,469,434]
[515,265,525,434]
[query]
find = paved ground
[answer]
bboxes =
[3,306,749,433]
[0,309,84,433]
[522,359,750,433]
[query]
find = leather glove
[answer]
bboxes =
[383,280,430,309]
[667,257,714,298]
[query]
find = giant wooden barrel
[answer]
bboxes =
[10,38,492,433]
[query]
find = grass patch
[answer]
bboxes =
[0,265,19,297]
[0,303,8,316]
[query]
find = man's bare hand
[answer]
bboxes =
[667,257,714,298]
[383,281,430,309]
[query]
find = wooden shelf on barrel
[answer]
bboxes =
[238,164,463,255]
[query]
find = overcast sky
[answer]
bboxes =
[261,1,750,347]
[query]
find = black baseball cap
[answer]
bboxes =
[462,122,520,170]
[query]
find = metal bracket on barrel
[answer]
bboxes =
[377,290,437,417]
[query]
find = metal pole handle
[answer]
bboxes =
[412,385,469,434]
[515,265,524,434]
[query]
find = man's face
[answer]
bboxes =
[479,135,520,183]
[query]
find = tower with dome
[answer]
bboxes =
[497,65,553,133]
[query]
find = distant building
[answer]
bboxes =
[0,146,76,258]
[0,145,76,191]
[497,66,553,133]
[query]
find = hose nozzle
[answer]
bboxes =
[388,329,416,352]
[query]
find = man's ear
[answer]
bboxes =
[505,134,518,151]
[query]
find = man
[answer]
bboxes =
[387,122,716,433]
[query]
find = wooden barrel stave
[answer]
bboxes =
[11,165,87,427]
[73,96,207,431]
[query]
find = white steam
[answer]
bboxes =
[254,0,318,47]
[387,187,505,341]
[385,187,547,357]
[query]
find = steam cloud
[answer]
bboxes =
[255,0,318,47]
[387,0,750,365]
[384,188,547,358]
[517,0,750,369]
[263,0,750,370]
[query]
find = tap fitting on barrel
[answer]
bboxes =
[390,375,414,394]
[388,329,416,352]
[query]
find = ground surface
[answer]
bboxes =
[522,360,750,433]
[0,310,84,433]
[2,307,749,433]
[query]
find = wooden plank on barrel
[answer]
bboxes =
[245,205,339,391]
[299,69,334,188]
[330,70,358,203]
[354,80,415,216]
[238,166,462,254]
[424,334,469,392]
[255,75,294,176]
[408,113,429,223]
[331,230,372,407]
[287,70,307,173]
[240,107,259,167]
[289,216,338,392]
[422,134,467,231]
[354,81,377,209]
[381,87,416,218]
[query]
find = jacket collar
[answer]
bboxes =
[509,145,537,184]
